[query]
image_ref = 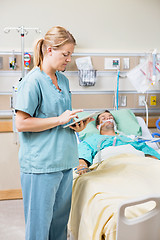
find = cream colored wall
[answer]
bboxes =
[0,0,160,52]
[0,133,20,190]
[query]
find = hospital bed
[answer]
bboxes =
[136,116,159,152]
[116,196,160,240]
[68,109,160,240]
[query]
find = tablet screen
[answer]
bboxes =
[63,111,104,128]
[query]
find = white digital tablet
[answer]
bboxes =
[63,111,104,128]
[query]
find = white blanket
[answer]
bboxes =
[93,144,144,164]
[69,153,160,240]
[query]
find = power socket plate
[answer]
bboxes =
[139,95,145,106]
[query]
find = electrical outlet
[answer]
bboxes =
[123,58,130,70]
[120,96,127,106]
[139,95,145,106]
[150,96,156,106]
[113,96,127,107]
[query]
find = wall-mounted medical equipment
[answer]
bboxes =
[150,95,156,106]
[126,49,160,127]
[127,49,160,93]
[4,26,41,78]
[76,56,97,86]
[104,57,120,70]
[24,52,31,69]
[78,70,97,86]
[9,57,16,70]
[9,50,17,70]
[123,58,130,70]
[3,26,41,144]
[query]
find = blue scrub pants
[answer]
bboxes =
[21,169,73,240]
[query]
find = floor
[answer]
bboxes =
[0,199,25,240]
[0,199,71,240]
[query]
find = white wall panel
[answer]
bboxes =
[0,0,160,52]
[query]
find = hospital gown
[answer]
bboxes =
[78,134,160,165]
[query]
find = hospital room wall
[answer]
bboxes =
[0,0,160,52]
[0,0,160,197]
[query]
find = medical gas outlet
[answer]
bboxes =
[104,58,120,70]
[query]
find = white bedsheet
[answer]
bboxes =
[93,144,144,164]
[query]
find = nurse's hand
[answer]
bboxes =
[69,117,94,132]
[58,109,83,125]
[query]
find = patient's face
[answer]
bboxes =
[99,112,114,123]
[98,112,114,129]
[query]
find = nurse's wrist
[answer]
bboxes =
[56,116,63,126]
[56,115,68,126]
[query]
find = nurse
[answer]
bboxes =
[15,26,91,240]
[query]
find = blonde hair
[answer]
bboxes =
[34,26,76,70]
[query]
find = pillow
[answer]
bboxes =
[77,109,142,141]
[110,109,142,136]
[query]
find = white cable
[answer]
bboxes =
[143,99,148,127]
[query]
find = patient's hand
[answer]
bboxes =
[76,159,89,175]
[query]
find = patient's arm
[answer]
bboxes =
[145,154,158,160]
[76,159,90,175]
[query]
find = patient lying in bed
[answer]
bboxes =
[76,110,160,175]
[69,110,160,240]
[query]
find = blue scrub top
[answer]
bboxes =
[15,67,79,173]
[78,134,160,165]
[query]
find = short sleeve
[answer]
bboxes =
[78,139,96,165]
[15,78,41,117]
